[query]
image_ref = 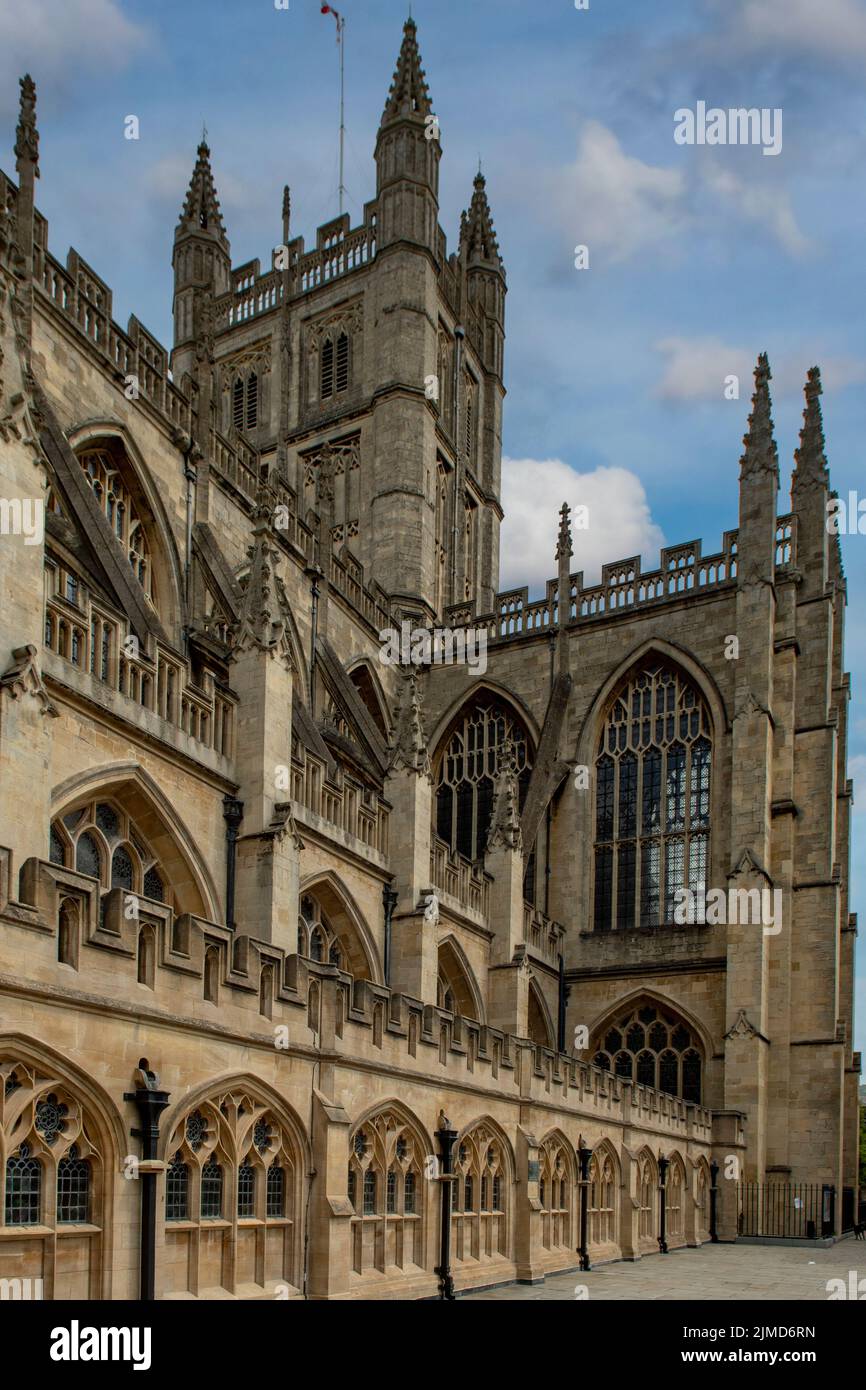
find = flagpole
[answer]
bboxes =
[338,15,345,216]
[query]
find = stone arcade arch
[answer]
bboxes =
[67,422,186,643]
[158,1075,310,1299]
[452,1116,515,1272]
[0,1035,125,1300]
[50,762,220,921]
[347,1100,431,1282]
[436,935,485,1023]
[297,871,382,983]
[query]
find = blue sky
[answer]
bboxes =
[1,0,863,1053]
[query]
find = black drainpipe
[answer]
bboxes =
[124,1061,171,1302]
[709,1158,719,1242]
[382,884,398,986]
[556,953,569,1054]
[223,796,244,930]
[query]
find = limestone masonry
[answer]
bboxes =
[0,20,858,1299]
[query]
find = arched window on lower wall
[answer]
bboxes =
[162,1086,305,1299]
[347,1107,425,1279]
[666,1153,686,1242]
[637,1149,658,1248]
[452,1122,511,1267]
[588,1144,619,1249]
[0,1056,109,1299]
[538,1132,574,1253]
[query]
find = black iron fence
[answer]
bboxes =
[738,1182,835,1239]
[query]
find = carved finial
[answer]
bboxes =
[231,499,295,667]
[389,667,430,776]
[486,735,523,853]
[15,75,39,178]
[556,501,573,563]
[793,365,829,494]
[176,138,229,248]
[740,352,779,481]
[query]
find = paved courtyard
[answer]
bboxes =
[460,1239,865,1300]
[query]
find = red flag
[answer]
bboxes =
[322,4,342,40]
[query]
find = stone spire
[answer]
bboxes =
[389,667,430,776]
[486,736,523,853]
[380,17,433,127]
[232,498,295,667]
[176,140,228,246]
[792,366,829,494]
[460,172,503,271]
[739,352,779,482]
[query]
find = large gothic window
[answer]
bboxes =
[78,449,155,606]
[435,700,532,862]
[593,663,711,932]
[591,1000,703,1104]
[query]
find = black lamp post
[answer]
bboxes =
[658,1154,669,1254]
[577,1138,592,1272]
[709,1159,720,1242]
[434,1112,458,1300]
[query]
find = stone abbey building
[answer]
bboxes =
[0,20,859,1300]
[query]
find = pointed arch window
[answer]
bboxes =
[348,1110,424,1277]
[434,699,533,863]
[77,449,155,606]
[591,1000,702,1103]
[593,663,711,932]
[51,799,172,923]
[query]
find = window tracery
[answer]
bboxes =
[49,799,168,911]
[347,1108,424,1277]
[590,1000,703,1103]
[452,1123,508,1264]
[77,449,154,605]
[594,663,711,932]
[163,1088,301,1297]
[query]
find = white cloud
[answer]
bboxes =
[654,337,866,403]
[499,457,665,595]
[699,164,810,258]
[0,0,148,114]
[736,0,866,64]
[552,121,688,264]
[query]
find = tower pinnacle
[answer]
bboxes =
[460,172,503,271]
[793,366,829,493]
[176,140,229,249]
[739,352,779,481]
[380,17,433,127]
